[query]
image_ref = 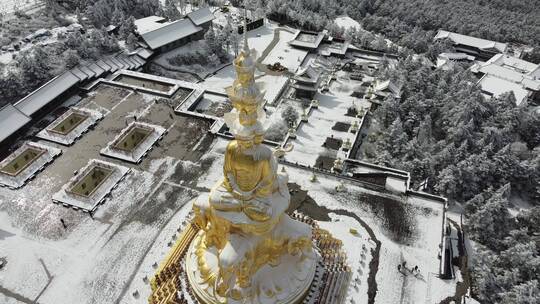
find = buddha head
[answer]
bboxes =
[233,49,256,87]
[236,137,254,152]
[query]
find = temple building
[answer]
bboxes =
[434,30,508,61]
[291,65,322,99]
[471,54,540,105]
[135,7,215,53]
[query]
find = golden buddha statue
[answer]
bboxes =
[184,15,317,304]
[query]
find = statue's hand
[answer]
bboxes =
[243,198,272,222]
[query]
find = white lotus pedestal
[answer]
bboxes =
[185,232,317,304]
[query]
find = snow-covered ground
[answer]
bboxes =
[202,22,276,91]
[261,29,308,72]
[201,21,303,105]
[334,16,362,31]
[0,0,41,14]
[0,77,215,304]
[156,137,455,304]
[283,165,452,304]
[284,66,367,167]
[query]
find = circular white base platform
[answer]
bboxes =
[185,231,318,304]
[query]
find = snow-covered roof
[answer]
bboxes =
[436,53,475,70]
[529,66,540,79]
[88,63,106,77]
[374,79,401,97]
[109,57,127,69]
[79,65,96,78]
[131,55,146,66]
[125,55,142,68]
[105,57,120,70]
[134,16,167,34]
[105,25,117,32]
[478,75,530,106]
[0,104,31,143]
[486,54,538,74]
[320,41,350,56]
[434,30,507,53]
[15,71,80,116]
[475,63,540,90]
[294,65,321,83]
[438,52,475,61]
[522,78,540,91]
[290,30,325,49]
[130,47,154,60]
[96,60,112,72]
[141,19,203,50]
[70,67,89,81]
[186,7,215,26]
[117,56,134,69]
[291,82,318,92]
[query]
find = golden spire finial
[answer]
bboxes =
[242,1,249,53]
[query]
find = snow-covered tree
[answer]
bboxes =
[466,184,513,249]
[126,33,139,51]
[111,5,126,26]
[63,49,81,68]
[163,0,181,21]
[281,106,299,128]
[119,16,137,40]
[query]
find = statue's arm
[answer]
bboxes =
[253,160,274,197]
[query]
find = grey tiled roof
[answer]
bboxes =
[0,104,31,143]
[14,71,80,116]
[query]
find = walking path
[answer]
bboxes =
[256,27,297,77]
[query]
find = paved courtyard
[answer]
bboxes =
[0,81,215,304]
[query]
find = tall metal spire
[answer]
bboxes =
[242,1,249,53]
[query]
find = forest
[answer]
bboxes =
[266,0,540,59]
[367,58,540,303]
[0,0,200,107]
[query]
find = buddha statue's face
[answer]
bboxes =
[236,103,257,126]
[238,72,252,85]
[254,135,264,145]
[237,138,254,152]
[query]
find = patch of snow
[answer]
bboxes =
[334,16,362,31]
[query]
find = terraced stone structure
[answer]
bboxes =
[112,125,153,153]
[114,74,175,93]
[0,146,46,176]
[48,111,89,135]
[67,165,113,198]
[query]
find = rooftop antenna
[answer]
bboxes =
[242,0,249,53]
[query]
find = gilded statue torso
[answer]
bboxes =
[222,141,274,198]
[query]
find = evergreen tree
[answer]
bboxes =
[120,16,137,40]
[163,0,181,21]
[63,49,81,68]
[111,5,126,26]
[126,33,139,51]
[466,184,513,250]
[18,47,53,90]
[281,106,299,128]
